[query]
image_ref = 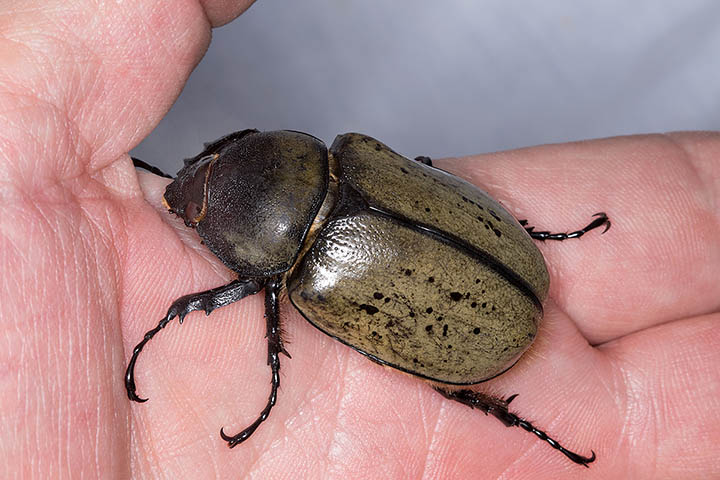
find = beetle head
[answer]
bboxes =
[164,129,259,228]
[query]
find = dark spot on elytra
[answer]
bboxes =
[482,302,487,308]
[503,346,509,352]
[373,292,384,300]
[489,209,501,222]
[461,196,468,203]
[425,325,433,333]
[426,307,433,314]
[404,269,412,276]
[494,229,502,237]
[528,332,535,339]
[492,305,496,311]
[413,358,419,363]
[425,207,431,212]
[443,324,448,336]
[385,320,395,328]
[359,304,379,315]
[475,279,481,284]
[374,143,383,151]
[450,292,462,301]
[400,167,409,174]
[471,302,477,308]
[317,294,326,302]
[409,311,415,318]
[473,327,481,335]
[384,297,391,303]
[477,215,484,223]
[436,316,443,322]
[428,276,435,283]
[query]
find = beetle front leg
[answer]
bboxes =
[220,277,288,447]
[131,156,173,179]
[125,278,265,402]
[520,212,611,241]
[434,387,596,467]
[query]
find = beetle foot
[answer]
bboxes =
[521,212,611,241]
[434,388,596,467]
[124,278,264,403]
[220,278,284,447]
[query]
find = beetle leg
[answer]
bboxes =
[520,212,611,241]
[414,155,433,166]
[131,157,173,179]
[220,277,285,447]
[125,278,265,402]
[434,388,596,467]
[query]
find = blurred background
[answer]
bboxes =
[132,0,720,171]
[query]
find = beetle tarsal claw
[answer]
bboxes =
[523,211,612,241]
[434,387,597,467]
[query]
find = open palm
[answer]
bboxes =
[2,1,718,478]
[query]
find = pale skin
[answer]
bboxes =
[1,1,719,478]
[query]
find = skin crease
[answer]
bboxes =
[0,1,719,478]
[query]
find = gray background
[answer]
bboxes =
[132,1,720,171]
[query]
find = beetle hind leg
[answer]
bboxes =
[221,277,287,447]
[520,212,611,241]
[434,388,596,467]
[124,278,264,402]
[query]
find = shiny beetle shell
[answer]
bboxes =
[288,133,549,384]
[166,130,549,385]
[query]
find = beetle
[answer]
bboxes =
[126,129,610,467]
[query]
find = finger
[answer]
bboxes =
[0,0,253,187]
[439,132,720,344]
[598,312,720,476]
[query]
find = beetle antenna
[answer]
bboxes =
[434,388,596,467]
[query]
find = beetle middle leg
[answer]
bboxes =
[220,277,288,447]
[434,387,596,467]
[125,278,265,402]
[519,212,611,241]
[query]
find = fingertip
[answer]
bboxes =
[200,0,256,27]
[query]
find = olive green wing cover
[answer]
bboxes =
[288,212,540,385]
[330,133,549,301]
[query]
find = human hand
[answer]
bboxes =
[2,1,718,478]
